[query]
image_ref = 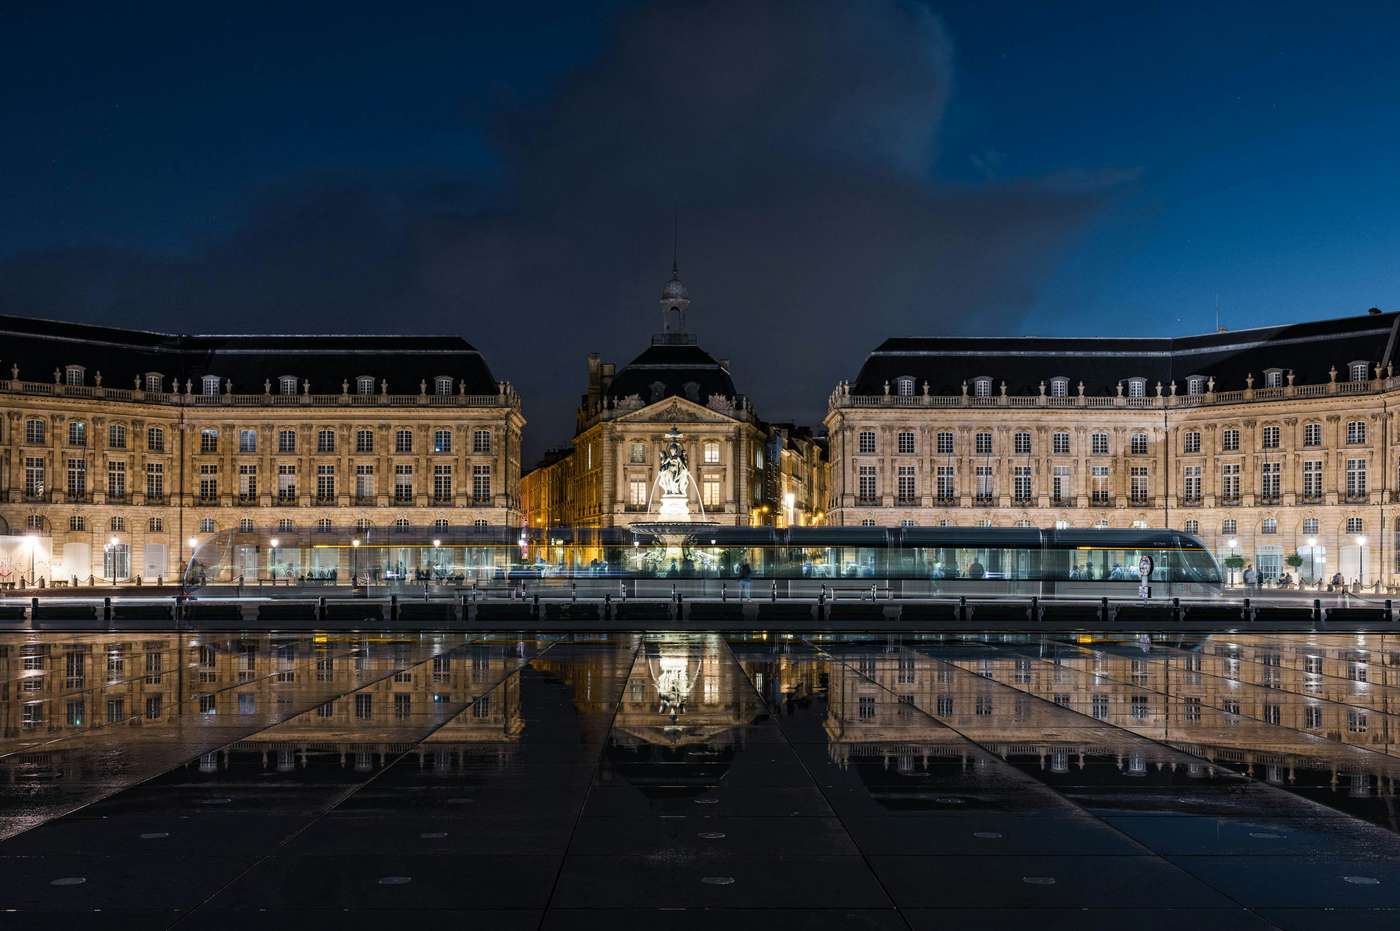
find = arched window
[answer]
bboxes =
[1302,517,1318,536]
[972,377,992,398]
[279,375,298,395]
[895,376,915,397]
[1049,377,1069,398]
[356,376,375,395]
[1183,519,1199,535]
[434,376,454,396]
[24,419,45,444]
[1222,519,1237,537]
[1130,433,1148,455]
[201,375,221,396]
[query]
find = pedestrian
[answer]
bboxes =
[738,560,752,600]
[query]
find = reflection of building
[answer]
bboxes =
[0,315,524,582]
[827,311,1400,586]
[521,265,770,530]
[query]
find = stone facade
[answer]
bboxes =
[0,318,523,584]
[826,311,1400,587]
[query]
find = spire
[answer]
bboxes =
[671,208,679,280]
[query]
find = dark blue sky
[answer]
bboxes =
[3,1,1398,452]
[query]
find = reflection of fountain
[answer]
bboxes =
[649,648,696,722]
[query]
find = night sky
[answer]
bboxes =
[4,1,1399,461]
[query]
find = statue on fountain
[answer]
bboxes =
[655,426,693,520]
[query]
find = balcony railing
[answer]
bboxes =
[1257,495,1280,506]
[895,497,919,507]
[275,493,297,506]
[430,496,454,506]
[934,496,957,506]
[1090,495,1113,507]
[237,494,258,505]
[1050,497,1073,507]
[0,377,521,409]
[313,495,337,506]
[855,497,879,507]
[1219,496,1241,507]
[973,495,995,507]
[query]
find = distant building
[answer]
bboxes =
[0,315,524,583]
[825,309,1400,587]
[758,423,829,527]
[522,263,781,530]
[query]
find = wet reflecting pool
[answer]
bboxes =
[0,629,1397,928]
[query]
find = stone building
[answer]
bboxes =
[0,315,524,583]
[521,265,771,530]
[758,423,829,527]
[826,310,1400,586]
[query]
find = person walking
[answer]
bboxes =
[738,560,752,600]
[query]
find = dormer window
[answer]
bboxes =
[279,376,298,395]
[1263,369,1284,388]
[1049,377,1068,398]
[201,375,221,396]
[649,381,666,403]
[356,375,375,395]
[434,376,453,396]
[1349,361,1370,383]
[145,372,163,394]
[972,377,992,398]
[1186,376,1206,395]
[683,381,700,402]
[64,365,85,386]
[1126,377,1147,398]
[895,376,915,397]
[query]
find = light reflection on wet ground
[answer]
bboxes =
[0,629,1396,929]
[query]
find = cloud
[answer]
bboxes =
[0,0,1125,460]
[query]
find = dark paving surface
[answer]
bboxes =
[0,628,1396,928]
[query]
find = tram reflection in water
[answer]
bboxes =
[185,525,1222,599]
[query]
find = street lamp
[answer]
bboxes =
[1228,538,1239,587]
[1356,535,1367,590]
[1307,536,1317,584]
[351,538,360,586]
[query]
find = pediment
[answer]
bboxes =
[615,396,739,424]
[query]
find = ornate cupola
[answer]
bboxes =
[659,259,690,339]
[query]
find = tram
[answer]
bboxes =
[187,524,1222,599]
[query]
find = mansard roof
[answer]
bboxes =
[606,339,739,405]
[852,311,1400,396]
[0,313,501,394]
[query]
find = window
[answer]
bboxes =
[1222,518,1237,536]
[703,441,721,463]
[200,429,218,453]
[1221,428,1239,451]
[895,376,914,396]
[897,465,916,502]
[69,515,85,531]
[1261,462,1280,499]
[1013,432,1030,454]
[702,477,721,508]
[66,458,86,498]
[898,431,915,455]
[1090,465,1109,503]
[433,464,453,501]
[316,465,335,501]
[1347,516,1364,535]
[1183,465,1201,502]
[107,423,127,449]
[1052,432,1070,455]
[1262,517,1278,534]
[858,465,877,501]
[144,372,163,393]
[198,463,217,501]
[1129,466,1148,503]
[936,465,955,500]
[277,518,294,532]
[24,457,46,498]
[356,375,375,395]
[1091,432,1109,455]
[1347,420,1366,444]
[1302,517,1319,535]
[201,375,220,396]
[317,429,336,453]
[67,421,86,447]
[238,429,256,453]
[1261,425,1280,449]
[1220,463,1240,500]
[316,517,332,533]
[1183,430,1200,454]
[628,479,648,507]
[473,429,492,453]
[1349,361,1370,383]
[145,462,164,498]
[239,518,254,532]
[24,419,45,444]
[395,430,413,453]
[63,364,84,386]
[394,465,413,501]
[147,426,164,452]
[472,464,491,502]
[1013,465,1032,501]
[277,464,296,501]
[1302,460,1323,498]
[858,431,876,454]
[278,430,296,453]
[975,465,994,500]
[1304,705,1322,729]
[973,377,992,397]
[356,518,372,532]
[1050,377,1068,398]
[355,429,374,453]
[1126,378,1146,398]
[628,442,646,464]
[1303,422,1321,447]
[1130,433,1148,455]
[198,518,215,533]
[1346,459,1367,498]
[1183,519,1199,535]
[1186,376,1206,395]
[1051,464,1070,502]
[434,376,454,395]
[1263,369,1284,388]
[355,464,374,500]
[975,432,992,455]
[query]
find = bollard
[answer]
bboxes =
[1313,598,1323,624]
[1100,596,1109,625]
[958,595,967,622]
[1172,596,1180,623]
[570,581,577,604]
[1387,599,1394,623]
[390,594,399,621]
[103,597,112,621]
[771,580,778,603]
[1030,596,1039,623]
[1243,597,1251,623]
[31,596,38,619]
[620,580,627,603]
[317,596,326,621]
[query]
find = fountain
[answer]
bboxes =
[630,425,718,568]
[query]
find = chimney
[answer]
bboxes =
[586,353,601,407]
[600,362,615,394]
